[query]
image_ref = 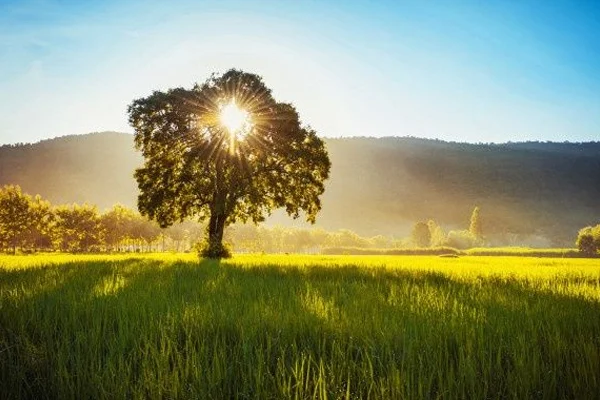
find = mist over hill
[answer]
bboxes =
[1,132,599,246]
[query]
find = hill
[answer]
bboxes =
[1,132,599,246]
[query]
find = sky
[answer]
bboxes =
[1,0,599,145]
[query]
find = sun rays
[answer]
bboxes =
[220,101,250,137]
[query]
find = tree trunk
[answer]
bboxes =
[208,213,226,247]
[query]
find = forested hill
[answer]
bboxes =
[1,132,599,246]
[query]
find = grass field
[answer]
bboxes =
[1,254,599,399]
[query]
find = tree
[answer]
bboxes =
[100,204,137,251]
[411,222,431,247]
[446,230,477,250]
[427,219,447,247]
[54,204,103,252]
[23,195,54,251]
[0,185,33,254]
[469,206,483,240]
[128,69,330,258]
[130,214,161,252]
[576,225,600,256]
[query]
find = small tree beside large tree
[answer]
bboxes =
[128,69,331,258]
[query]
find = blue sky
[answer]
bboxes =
[1,0,599,144]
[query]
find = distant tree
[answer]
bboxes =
[128,69,330,258]
[54,204,103,252]
[163,222,192,252]
[446,230,477,250]
[332,229,370,248]
[411,222,431,247]
[23,195,54,251]
[228,224,262,253]
[576,225,600,256]
[370,234,393,249]
[137,217,161,252]
[0,185,33,254]
[469,206,483,240]
[127,214,161,252]
[427,219,447,247]
[100,204,137,251]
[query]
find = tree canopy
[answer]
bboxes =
[128,69,331,257]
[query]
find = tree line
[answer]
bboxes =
[0,185,401,254]
[0,185,202,254]
[2,185,596,255]
[409,206,484,249]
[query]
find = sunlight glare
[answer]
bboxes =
[220,101,249,137]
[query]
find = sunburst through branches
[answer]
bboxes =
[219,100,251,153]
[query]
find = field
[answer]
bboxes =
[1,254,600,399]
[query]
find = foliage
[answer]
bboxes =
[100,204,137,251]
[469,206,483,240]
[53,204,103,252]
[1,254,600,398]
[0,185,51,253]
[24,195,54,250]
[128,69,331,257]
[576,225,600,255]
[0,185,30,253]
[198,237,232,259]
[446,229,478,250]
[411,221,431,247]
[427,219,447,247]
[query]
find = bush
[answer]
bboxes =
[197,239,232,259]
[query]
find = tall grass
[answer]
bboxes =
[1,254,599,399]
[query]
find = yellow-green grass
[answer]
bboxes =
[1,254,599,399]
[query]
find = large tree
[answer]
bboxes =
[128,69,331,258]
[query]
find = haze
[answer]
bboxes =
[1,0,600,145]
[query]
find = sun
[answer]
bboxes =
[219,101,250,137]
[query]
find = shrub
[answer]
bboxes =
[197,238,232,259]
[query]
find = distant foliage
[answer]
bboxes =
[0,185,37,253]
[0,186,171,254]
[469,206,483,240]
[54,204,103,252]
[427,220,447,247]
[0,186,404,255]
[411,222,431,247]
[576,225,600,256]
[446,230,479,250]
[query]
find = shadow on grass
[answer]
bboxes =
[1,258,599,399]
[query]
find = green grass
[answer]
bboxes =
[1,254,599,399]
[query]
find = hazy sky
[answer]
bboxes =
[1,0,599,145]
